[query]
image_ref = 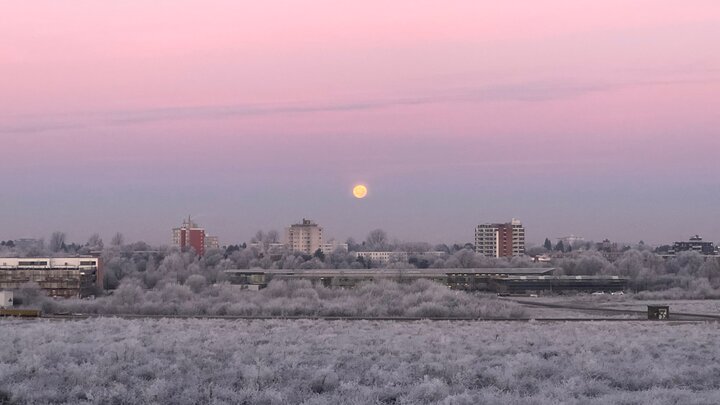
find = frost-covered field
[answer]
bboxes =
[2,319,720,404]
[522,296,720,317]
[599,299,720,315]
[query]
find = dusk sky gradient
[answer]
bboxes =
[1,1,719,246]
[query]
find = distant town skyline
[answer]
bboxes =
[1,1,718,245]
[1,214,717,249]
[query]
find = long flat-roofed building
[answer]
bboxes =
[356,251,409,264]
[321,240,348,255]
[0,257,102,298]
[490,275,626,294]
[223,267,627,294]
[224,268,555,291]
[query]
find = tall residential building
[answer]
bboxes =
[475,218,526,257]
[286,218,323,255]
[172,217,217,256]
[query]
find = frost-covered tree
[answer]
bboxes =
[86,233,104,250]
[111,232,125,247]
[49,231,66,252]
[365,229,388,250]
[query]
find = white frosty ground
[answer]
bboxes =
[1,319,720,405]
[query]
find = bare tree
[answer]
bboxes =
[49,231,66,252]
[87,233,104,250]
[251,230,265,244]
[111,232,124,247]
[266,230,279,243]
[366,229,388,250]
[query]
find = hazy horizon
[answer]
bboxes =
[2,1,719,246]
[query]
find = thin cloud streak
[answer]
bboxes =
[2,76,714,135]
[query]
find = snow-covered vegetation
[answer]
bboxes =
[1,318,720,404]
[554,250,720,298]
[18,279,527,319]
[4,232,720,310]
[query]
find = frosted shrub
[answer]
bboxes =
[112,282,145,306]
[3,319,720,404]
[409,302,452,318]
[184,274,207,293]
[35,279,528,319]
[407,377,450,403]
[310,370,340,394]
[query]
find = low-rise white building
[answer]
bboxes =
[249,242,287,253]
[321,241,349,255]
[356,251,409,264]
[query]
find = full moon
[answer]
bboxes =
[352,184,368,199]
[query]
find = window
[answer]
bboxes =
[18,261,48,266]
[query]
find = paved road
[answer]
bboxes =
[8,313,711,323]
[508,298,720,321]
[4,299,719,322]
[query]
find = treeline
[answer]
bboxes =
[18,279,527,319]
[0,232,540,290]
[554,249,720,299]
[3,232,719,299]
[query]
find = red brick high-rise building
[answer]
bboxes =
[474,218,526,258]
[172,217,208,256]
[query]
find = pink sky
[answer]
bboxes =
[1,1,719,244]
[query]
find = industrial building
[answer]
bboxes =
[222,267,627,294]
[490,275,626,294]
[0,257,102,298]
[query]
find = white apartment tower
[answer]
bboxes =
[475,218,525,257]
[286,218,323,255]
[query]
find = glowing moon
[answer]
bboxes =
[352,184,368,199]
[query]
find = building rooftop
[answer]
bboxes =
[223,268,555,277]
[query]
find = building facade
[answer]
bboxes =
[475,218,526,257]
[557,234,584,247]
[0,257,102,298]
[355,251,409,264]
[204,235,220,251]
[172,217,218,256]
[221,267,627,294]
[286,219,323,255]
[671,235,716,255]
[321,240,349,255]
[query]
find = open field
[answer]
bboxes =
[598,299,720,315]
[516,296,720,318]
[2,318,720,404]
